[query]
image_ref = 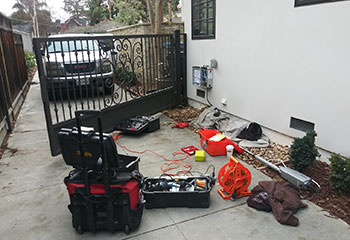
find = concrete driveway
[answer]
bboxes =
[0,74,349,240]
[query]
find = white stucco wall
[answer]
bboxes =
[183,0,350,156]
[21,33,33,53]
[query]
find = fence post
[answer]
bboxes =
[173,29,181,107]
[0,69,12,132]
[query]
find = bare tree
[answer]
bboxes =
[12,0,47,37]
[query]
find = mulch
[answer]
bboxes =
[163,105,350,225]
[163,105,206,122]
[302,161,350,224]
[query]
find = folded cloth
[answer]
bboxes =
[247,181,307,226]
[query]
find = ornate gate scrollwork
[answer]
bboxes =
[33,31,185,156]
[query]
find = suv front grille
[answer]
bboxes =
[65,62,96,74]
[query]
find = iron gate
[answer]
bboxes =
[33,30,186,156]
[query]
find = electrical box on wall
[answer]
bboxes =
[192,66,213,88]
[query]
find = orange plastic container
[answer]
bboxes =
[199,129,235,156]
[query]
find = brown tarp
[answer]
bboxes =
[247,181,307,226]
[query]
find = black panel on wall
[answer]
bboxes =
[290,117,315,132]
[197,89,205,98]
[295,0,349,7]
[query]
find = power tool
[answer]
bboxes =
[241,147,320,192]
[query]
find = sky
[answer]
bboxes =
[1,0,70,21]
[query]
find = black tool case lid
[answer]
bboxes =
[58,128,132,170]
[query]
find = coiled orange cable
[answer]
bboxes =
[113,133,193,176]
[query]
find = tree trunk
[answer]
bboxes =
[30,15,37,37]
[154,0,163,89]
[35,13,40,36]
[154,0,163,34]
[33,0,39,37]
[146,0,164,89]
[168,2,172,24]
[108,0,112,20]
[146,0,155,33]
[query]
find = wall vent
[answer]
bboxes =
[197,89,205,98]
[290,117,315,132]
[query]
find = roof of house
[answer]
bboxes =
[65,17,87,27]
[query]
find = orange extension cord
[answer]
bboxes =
[113,133,193,176]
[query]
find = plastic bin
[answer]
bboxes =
[198,129,234,156]
[144,116,160,133]
[116,116,160,135]
[142,176,213,209]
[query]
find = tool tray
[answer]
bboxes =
[141,176,213,209]
[116,116,160,135]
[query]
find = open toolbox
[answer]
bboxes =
[141,176,215,209]
[115,116,160,135]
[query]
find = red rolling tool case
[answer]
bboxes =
[58,110,144,234]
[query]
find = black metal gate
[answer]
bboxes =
[33,30,186,156]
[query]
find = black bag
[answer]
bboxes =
[237,122,262,141]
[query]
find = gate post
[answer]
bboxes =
[173,30,181,107]
[33,38,58,156]
[182,33,187,105]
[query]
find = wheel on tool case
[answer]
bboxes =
[124,224,130,234]
[76,225,84,234]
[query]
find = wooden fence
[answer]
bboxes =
[0,13,29,144]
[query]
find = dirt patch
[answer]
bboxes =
[0,134,10,162]
[6,147,18,157]
[164,105,350,225]
[28,67,37,83]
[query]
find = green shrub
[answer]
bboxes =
[330,154,350,194]
[289,130,320,172]
[114,68,139,85]
[24,50,36,73]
